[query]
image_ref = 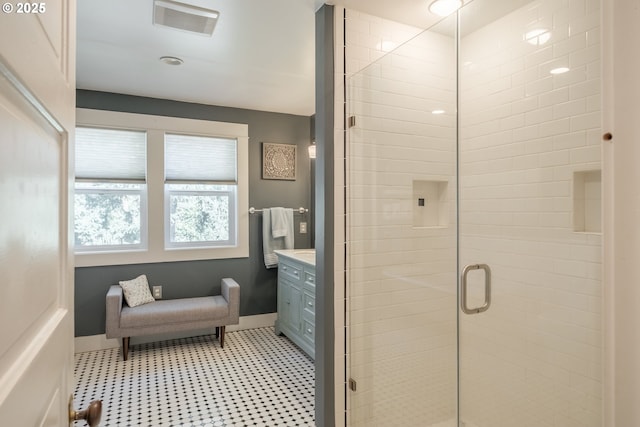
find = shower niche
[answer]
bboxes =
[412,179,449,228]
[573,170,601,233]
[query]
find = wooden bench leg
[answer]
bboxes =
[219,326,226,348]
[122,337,130,361]
[215,326,219,339]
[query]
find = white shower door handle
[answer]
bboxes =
[461,264,491,315]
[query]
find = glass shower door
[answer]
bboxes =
[346,0,603,425]
[346,16,459,427]
[457,0,603,426]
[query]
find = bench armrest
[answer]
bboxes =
[221,278,240,323]
[105,285,123,338]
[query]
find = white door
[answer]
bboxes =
[0,2,79,426]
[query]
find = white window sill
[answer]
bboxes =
[74,245,249,267]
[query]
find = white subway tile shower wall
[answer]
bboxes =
[458,0,601,426]
[334,9,347,425]
[346,0,602,426]
[347,11,458,427]
[344,10,424,77]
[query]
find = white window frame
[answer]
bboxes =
[75,108,249,267]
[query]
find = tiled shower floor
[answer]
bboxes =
[74,327,315,426]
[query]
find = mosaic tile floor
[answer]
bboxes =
[74,327,315,427]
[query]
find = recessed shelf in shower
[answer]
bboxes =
[573,170,601,233]
[412,179,449,228]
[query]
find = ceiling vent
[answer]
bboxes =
[153,0,219,37]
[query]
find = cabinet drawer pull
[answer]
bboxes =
[307,328,312,333]
[308,302,313,306]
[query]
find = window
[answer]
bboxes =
[74,127,147,252]
[166,184,234,246]
[164,133,238,248]
[75,182,145,248]
[75,109,249,267]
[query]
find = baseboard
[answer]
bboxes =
[74,334,120,354]
[226,312,277,333]
[74,312,278,354]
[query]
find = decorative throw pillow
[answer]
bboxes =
[119,274,155,307]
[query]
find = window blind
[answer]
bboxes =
[165,134,237,183]
[75,127,147,181]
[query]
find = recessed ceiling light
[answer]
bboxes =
[432,109,446,115]
[524,28,551,45]
[550,67,570,75]
[159,56,184,66]
[429,0,463,17]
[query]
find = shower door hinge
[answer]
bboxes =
[348,116,356,128]
[348,378,357,392]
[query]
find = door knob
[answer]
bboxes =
[69,395,102,427]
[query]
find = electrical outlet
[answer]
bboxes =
[300,222,307,234]
[152,286,162,299]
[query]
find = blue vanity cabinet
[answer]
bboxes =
[274,251,315,359]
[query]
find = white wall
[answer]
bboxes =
[605,0,640,425]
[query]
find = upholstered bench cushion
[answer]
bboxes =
[106,278,240,360]
[120,295,229,329]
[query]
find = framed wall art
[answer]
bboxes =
[262,142,296,180]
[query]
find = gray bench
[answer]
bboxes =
[106,278,240,360]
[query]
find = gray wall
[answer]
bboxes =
[315,5,336,426]
[75,90,313,337]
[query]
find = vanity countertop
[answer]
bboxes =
[274,249,316,267]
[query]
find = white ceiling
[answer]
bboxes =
[76,0,443,117]
[76,0,523,117]
[77,0,320,116]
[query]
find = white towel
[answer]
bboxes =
[262,208,294,269]
[271,207,289,238]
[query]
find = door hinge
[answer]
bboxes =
[348,378,357,392]
[348,116,356,128]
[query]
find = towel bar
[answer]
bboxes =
[249,207,308,214]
